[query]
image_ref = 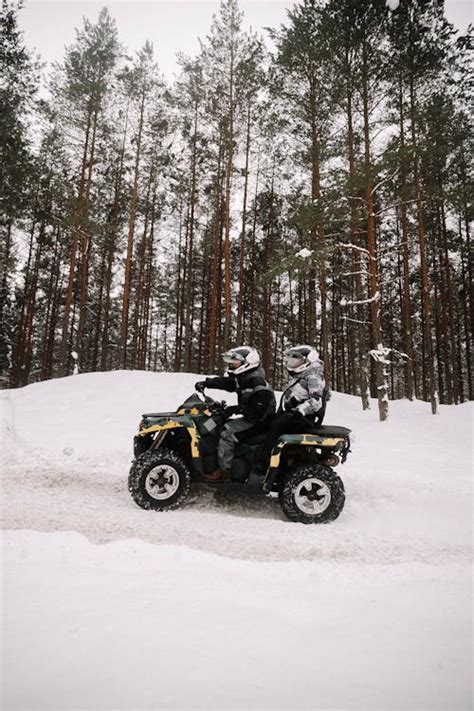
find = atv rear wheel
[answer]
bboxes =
[128,448,192,511]
[279,464,345,524]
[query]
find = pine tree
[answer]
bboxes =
[0,0,38,384]
[53,8,120,375]
[272,0,333,378]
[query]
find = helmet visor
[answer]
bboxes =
[286,354,305,370]
[223,353,244,371]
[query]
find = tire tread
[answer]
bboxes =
[279,463,345,524]
[128,447,192,511]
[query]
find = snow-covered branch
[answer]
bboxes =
[371,167,399,196]
[341,316,371,325]
[374,199,418,217]
[338,242,371,258]
[340,292,379,307]
[369,344,409,365]
[338,270,369,278]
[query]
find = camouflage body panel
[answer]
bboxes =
[269,433,346,469]
[138,415,194,436]
[177,406,211,417]
[138,415,201,461]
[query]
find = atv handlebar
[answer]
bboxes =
[194,387,227,410]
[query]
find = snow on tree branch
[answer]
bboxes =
[369,344,409,365]
[295,247,313,259]
[370,167,399,196]
[340,292,380,307]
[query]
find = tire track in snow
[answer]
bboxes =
[1,445,470,564]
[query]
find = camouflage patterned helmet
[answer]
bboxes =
[285,345,319,375]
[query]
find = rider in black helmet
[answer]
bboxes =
[195,346,276,481]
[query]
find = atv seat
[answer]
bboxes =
[305,424,351,438]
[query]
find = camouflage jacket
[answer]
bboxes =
[279,361,325,418]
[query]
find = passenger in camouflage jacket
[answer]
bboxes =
[253,346,326,475]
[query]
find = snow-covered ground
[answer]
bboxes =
[1,371,472,710]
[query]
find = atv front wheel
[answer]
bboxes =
[279,464,345,524]
[128,448,192,511]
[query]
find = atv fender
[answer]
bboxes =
[262,433,348,494]
[137,417,204,474]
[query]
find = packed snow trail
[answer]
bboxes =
[0,370,471,563]
[2,530,470,711]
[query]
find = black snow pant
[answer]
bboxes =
[253,411,310,473]
[218,417,255,470]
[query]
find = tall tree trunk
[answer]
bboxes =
[184,101,199,370]
[438,183,459,404]
[309,82,330,377]
[197,226,210,373]
[141,192,156,370]
[409,74,437,413]
[458,217,472,399]
[432,245,445,403]
[174,201,185,371]
[41,229,62,381]
[0,220,13,347]
[22,220,47,383]
[223,46,235,351]
[435,204,452,404]
[398,74,415,400]
[101,112,128,371]
[76,102,99,367]
[272,278,281,381]
[177,206,188,370]
[347,82,370,410]
[10,213,38,386]
[58,104,93,374]
[132,165,154,367]
[237,99,251,343]
[121,84,146,368]
[248,161,260,346]
[261,172,275,372]
[362,44,388,421]
[208,130,224,371]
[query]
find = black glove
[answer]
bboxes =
[195,381,207,393]
[293,408,308,421]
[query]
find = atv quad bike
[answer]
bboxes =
[128,388,351,524]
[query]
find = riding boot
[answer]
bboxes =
[202,467,232,483]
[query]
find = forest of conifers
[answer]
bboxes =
[1,0,472,419]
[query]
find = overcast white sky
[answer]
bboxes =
[19,0,472,81]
